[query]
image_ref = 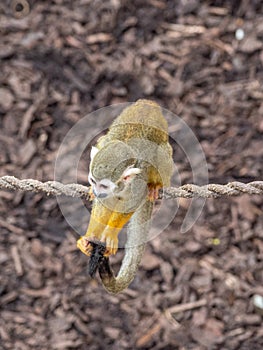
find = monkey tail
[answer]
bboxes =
[98,200,153,294]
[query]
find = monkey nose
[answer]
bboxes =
[97,193,108,198]
[92,187,107,198]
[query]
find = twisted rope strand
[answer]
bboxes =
[0,175,262,199]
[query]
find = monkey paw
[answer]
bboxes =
[88,186,96,201]
[148,184,161,201]
[77,236,93,256]
[100,234,119,257]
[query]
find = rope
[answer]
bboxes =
[0,175,262,199]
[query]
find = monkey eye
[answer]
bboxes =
[88,175,96,185]
[99,179,116,192]
[100,183,109,190]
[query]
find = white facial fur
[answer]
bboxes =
[88,146,113,197]
[121,165,141,182]
[89,147,141,198]
[88,173,116,198]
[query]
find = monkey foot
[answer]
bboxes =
[148,184,161,201]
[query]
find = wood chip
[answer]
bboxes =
[10,245,23,276]
[167,299,207,314]
[0,88,14,110]
[136,323,162,348]
[86,33,113,44]
[141,251,161,270]
[239,36,263,53]
[18,139,37,166]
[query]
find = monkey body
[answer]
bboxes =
[77,100,173,291]
[95,100,172,189]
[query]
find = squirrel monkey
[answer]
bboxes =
[77,99,173,293]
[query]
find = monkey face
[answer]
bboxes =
[88,140,142,200]
[88,164,142,200]
[88,173,116,198]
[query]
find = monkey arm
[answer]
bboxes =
[77,199,133,257]
[98,200,153,294]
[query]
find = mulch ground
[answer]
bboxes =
[0,1,263,349]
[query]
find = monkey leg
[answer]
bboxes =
[77,201,113,256]
[100,210,133,257]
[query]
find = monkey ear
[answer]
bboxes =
[90,146,99,160]
[121,166,141,182]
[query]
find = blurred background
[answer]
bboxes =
[0,1,262,349]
